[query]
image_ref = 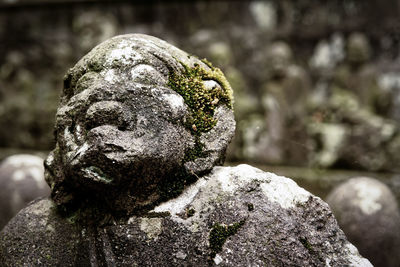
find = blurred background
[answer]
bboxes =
[1,0,400,265]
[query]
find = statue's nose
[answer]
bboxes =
[85,100,130,131]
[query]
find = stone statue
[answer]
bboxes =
[259,41,311,164]
[307,34,399,171]
[0,34,371,266]
[0,154,49,229]
[332,32,390,116]
[44,34,235,218]
[327,177,400,267]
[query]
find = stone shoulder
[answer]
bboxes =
[150,165,371,266]
[0,198,81,266]
[154,164,314,215]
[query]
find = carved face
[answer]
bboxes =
[45,34,235,212]
[347,32,370,64]
[268,42,292,78]
[61,73,192,188]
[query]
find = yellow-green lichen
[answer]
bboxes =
[167,60,233,135]
[299,237,314,254]
[209,220,245,258]
[167,59,233,163]
[186,208,196,217]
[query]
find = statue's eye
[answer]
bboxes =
[159,92,187,120]
[85,101,129,130]
[131,64,166,86]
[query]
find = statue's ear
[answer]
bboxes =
[184,105,235,175]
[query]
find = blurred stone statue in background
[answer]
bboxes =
[0,34,370,266]
[307,32,400,171]
[259,41,311,165]
[0,154,49,229]
[332,32,391,116]
[326,177,400,267]
[73,10,118,54]
[205,40,259,162]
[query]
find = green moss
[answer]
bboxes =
[209,220,245,258]
[88,61,103,72]
[168,61,232,134]
[167,60,233,162]
[186,208,195,217]
[299,237,314,253]
[183,137,207,162]
[247,203,254,211]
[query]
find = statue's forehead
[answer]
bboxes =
[89,35,194,70]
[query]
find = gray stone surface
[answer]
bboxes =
[326,177,400,267]
[0,154,49,229]
[1,165,371,266]
[0,34,371,266]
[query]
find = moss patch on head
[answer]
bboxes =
[167,60,233,135]
[209,220,245,258]
[167,59,233,163]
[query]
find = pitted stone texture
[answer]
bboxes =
[0,198,83,266]
[0,165,371,266]
[0,154,50,229]
[326,177,400,267]
[44,34,235,215]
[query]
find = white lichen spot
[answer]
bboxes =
[213,164,266,193]
[260,175,311,209]
[131,64,166,86]
[190,222,199,233]
[213,254,223,265]
[325,258,331,267]
[103,69,117,84]
[344,243,373,267]
[107,41,142,66]
[353,181,382,215]
[207,164,312,210]
[216,167,240,193]
[162,93,185,117]
[139,217,163,240]
[174,251,187,260]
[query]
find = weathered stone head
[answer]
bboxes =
[44,34,235,216]
[267,42,293,79]
[347,32,371,65]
